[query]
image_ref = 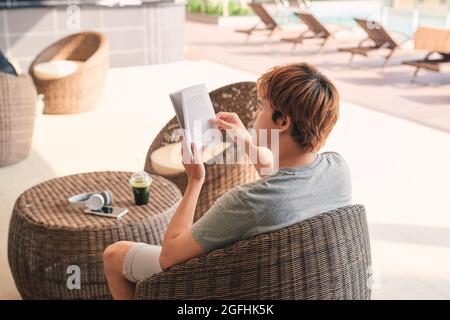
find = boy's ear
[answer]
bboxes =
[276,114,292,134]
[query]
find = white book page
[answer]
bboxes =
[181,84,219,155]
[169,91,185,129]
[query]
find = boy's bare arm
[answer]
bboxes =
[159,143,205,270]
[159,181,204,270]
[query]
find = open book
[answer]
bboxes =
[169,84,221,157]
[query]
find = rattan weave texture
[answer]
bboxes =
[0,72,37,166]
[8,171,181,299]
[29,32,109,114]
[135,205,372,300]
[144,82,260,221]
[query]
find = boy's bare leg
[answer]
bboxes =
[103,241,136,300]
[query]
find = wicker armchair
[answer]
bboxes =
[29,32,109,114]
[0,72,37,166]
[135,205,372,300]
[144,82,260,222]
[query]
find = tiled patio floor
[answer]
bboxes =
[185,21,450,133]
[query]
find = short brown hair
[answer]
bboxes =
[257,63,339,152]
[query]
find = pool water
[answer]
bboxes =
[274,7,448,36]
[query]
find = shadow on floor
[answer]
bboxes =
[401,95,450,105]
[0,147,58,227]
[188,39,283,47]
[335,69,450,88]
[230,47,329,57]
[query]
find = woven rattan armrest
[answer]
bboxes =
[135,205,371,300]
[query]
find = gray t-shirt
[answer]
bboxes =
[191,151,352,252]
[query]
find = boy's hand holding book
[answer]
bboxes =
[213,112,274,176]
[213,111,253,145]
[181,142,205,185]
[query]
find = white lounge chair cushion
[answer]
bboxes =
[33,60,83,80]
[150,142,230,175]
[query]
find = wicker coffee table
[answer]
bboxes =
[8,171,181,300]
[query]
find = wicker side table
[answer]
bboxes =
[7,171,181,300]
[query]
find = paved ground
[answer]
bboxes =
[1,61,450,299]
[184,21,450,133]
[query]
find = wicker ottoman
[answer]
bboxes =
[7,171,181,300]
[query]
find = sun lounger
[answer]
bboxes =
[401,26,450,81]
[281,12,333,53]
[235,3,279,41]
[338,18,400,68]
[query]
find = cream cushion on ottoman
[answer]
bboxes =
[33,60,83,80]
[150,142,230,175]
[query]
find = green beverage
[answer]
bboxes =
[129,172,152,206]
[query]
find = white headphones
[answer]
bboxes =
[68,191,113,211]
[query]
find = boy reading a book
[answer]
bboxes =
[103,63,351,299]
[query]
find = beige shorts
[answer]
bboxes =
[122,242,162,283]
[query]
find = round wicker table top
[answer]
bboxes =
[13,171,182,231]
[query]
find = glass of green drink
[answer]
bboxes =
[129,172,152,206]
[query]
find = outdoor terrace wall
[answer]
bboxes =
[0,1,185,69]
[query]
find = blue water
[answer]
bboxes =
[275,8,448,36]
